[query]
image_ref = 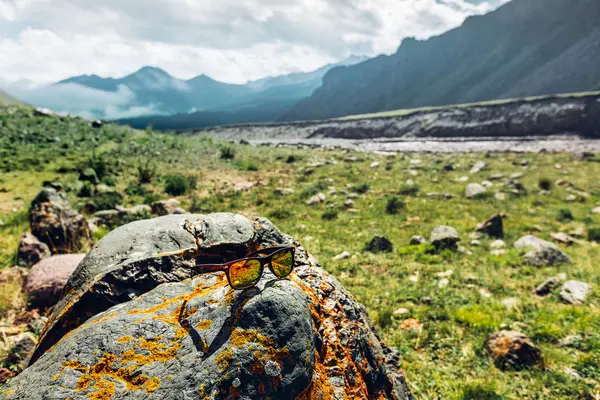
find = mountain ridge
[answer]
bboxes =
[283,0,600,121]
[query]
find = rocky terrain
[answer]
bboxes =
[195,93,600,151]
[1,104,599,399]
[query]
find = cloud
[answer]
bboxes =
[1,81,164,119]
[0,0,510,84]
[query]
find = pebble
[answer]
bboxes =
[333,251,351,260]
[438,278,450,288]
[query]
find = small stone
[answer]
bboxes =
[481,180,494,188]
[566,194,577,202]
[490,240,506,249]
[568,226,586,238]
[487,331,542,370]
[534,277,560,296]
[393,308,410,317]
[458,246,471,254]
[592,207,600,214]
[274,188,295,196]
[554,164,562,170]
[430,226,460,250]
[306,193,326,205]
[435,270,454,278]
[6,332,37,369]
[347,192,359,199]
[479,289,492,298]
[370,161,380,168]
[557,273,568,281]
[409,235,427,245]
[343,199,354,209]
[17,233,51,267]
[559,281,591,305]
[438,278,450,288]
[495,192,506,201]
[490,249,507,256]
[421,297,433,305]
[408,273,419,283]
[551,232,575,245]
[469,232,482,240]
[564,368,582,380]
[559,334,583,348]
[470,240,481,246]
[510,172,524,179]
[328,187,337,195]
[502,298,520,310]
[470,161,487,174]
[457,176,469,182]
[405,179,415,186]
[489,173,505,180]
[264,360,282,377]
[333,251,351,260]
[410,159,421,165]
[465,183,487,199]
[408,170,418,177]
[476,213,505,238]
[365,236,393,253]
[514,235,571,267]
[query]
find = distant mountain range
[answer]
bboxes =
[284,0,600,121]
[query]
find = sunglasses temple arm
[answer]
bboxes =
[193,264,227,274]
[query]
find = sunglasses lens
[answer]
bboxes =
[229,259,262,289]
[271,249,294,278]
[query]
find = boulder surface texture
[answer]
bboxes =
[2,213,411,400]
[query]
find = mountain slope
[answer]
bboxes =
[0,89,22,105]
[284,0,600,121]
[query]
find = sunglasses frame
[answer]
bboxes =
[194,246,295,290]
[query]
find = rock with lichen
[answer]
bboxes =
[5,213,411,400]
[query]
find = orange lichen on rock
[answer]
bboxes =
[290,271,384,400]
[196,320,212,330]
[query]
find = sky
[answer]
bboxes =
[0,0,510,85]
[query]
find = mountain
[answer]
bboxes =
[284,0,600,121]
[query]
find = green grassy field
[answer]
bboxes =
[1,104,599,399]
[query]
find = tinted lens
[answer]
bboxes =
[229,259,262,289]
[270,249,293,278]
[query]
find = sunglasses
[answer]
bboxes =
[195,246,295,290]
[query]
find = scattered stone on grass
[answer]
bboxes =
[487,331,543,370]
[476,213,505,238]
[465,183,487,199]
[514,235,571,267]
[430,226,460,250]
[17,233,51,267]
[559,280,591,305]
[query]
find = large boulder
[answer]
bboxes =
[17,233,51,267]
[7,213,411,400]
[29,187,90,254]
[23,254,86,309]
[514,235,571,267]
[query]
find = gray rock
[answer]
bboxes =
[151,198,182,216]
[23,254,86,309]
[29,187,90,254]
[465,183,487,199]
[559,281,591,305]
[476,213,505,238]
[333,251,351,260]
[489,173,505,180]
[8,213,411,400]
[366,236,394,253]
[495,192,506,201]
[487,331,542,370]
[274,188,295,196]
[490,240,506,249]
[17,233,51,267]
[430,226,460,250]
[79,168,98,184]
[5,333,37,371]
[514,235,571,267]
[409,235,427,245]
[470,161,487,174]
[534,277,560,296]
[306,193,326,205]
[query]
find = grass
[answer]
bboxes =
[1,103,600,398]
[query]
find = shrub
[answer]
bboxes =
[78,182,94,198]
[322,210,339,220]
[93,190,123,211]
[538,177,552,191]
[268,209,293,220]
[187,175,198,190]
[302,180,329,198]
[164,174,189,196]
[286,155,297,164]
[219,146,236,160]
[386,196,405,215]
[125,184,148,197]
[137,159,156,184]
[102,176,116,187]
[558,208,574,221]
[588,226,600,243]
[461,382,503,400]
[352,183,370,194]
[399,184,420,196]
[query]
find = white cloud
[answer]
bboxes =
[0,0,510,84]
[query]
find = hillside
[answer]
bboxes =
[0,89,22,105]
[284,0,600,121]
